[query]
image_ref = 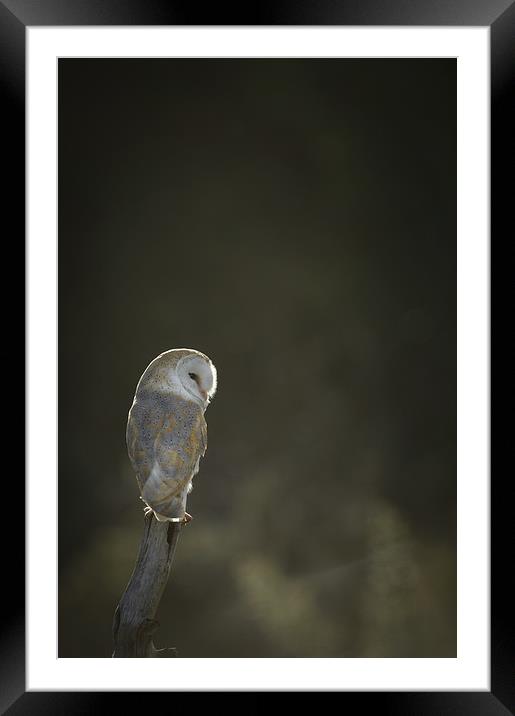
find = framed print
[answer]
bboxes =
[3,0,510,712]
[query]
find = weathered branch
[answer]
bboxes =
[112,513,181,657]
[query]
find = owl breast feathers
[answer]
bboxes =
[126,390,207,521]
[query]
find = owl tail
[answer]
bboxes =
[153,510,181,523]
[141,489,188,523]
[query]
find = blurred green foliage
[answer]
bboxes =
[58,58,456,657]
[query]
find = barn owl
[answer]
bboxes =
[126,349,217,523]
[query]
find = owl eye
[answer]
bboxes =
[188,372,198,382]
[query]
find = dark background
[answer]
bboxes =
[58,58,456,658]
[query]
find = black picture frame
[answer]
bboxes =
[6,1,509,713]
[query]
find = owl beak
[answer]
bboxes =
[200,388,208,402]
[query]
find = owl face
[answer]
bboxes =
[175,352,217,407]
[136,348,217,411]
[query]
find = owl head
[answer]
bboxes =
[137,348,217,409]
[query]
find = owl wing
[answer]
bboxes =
[126,398,156,492]
[127,395,207,520]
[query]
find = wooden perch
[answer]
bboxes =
[112,513,182,657]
